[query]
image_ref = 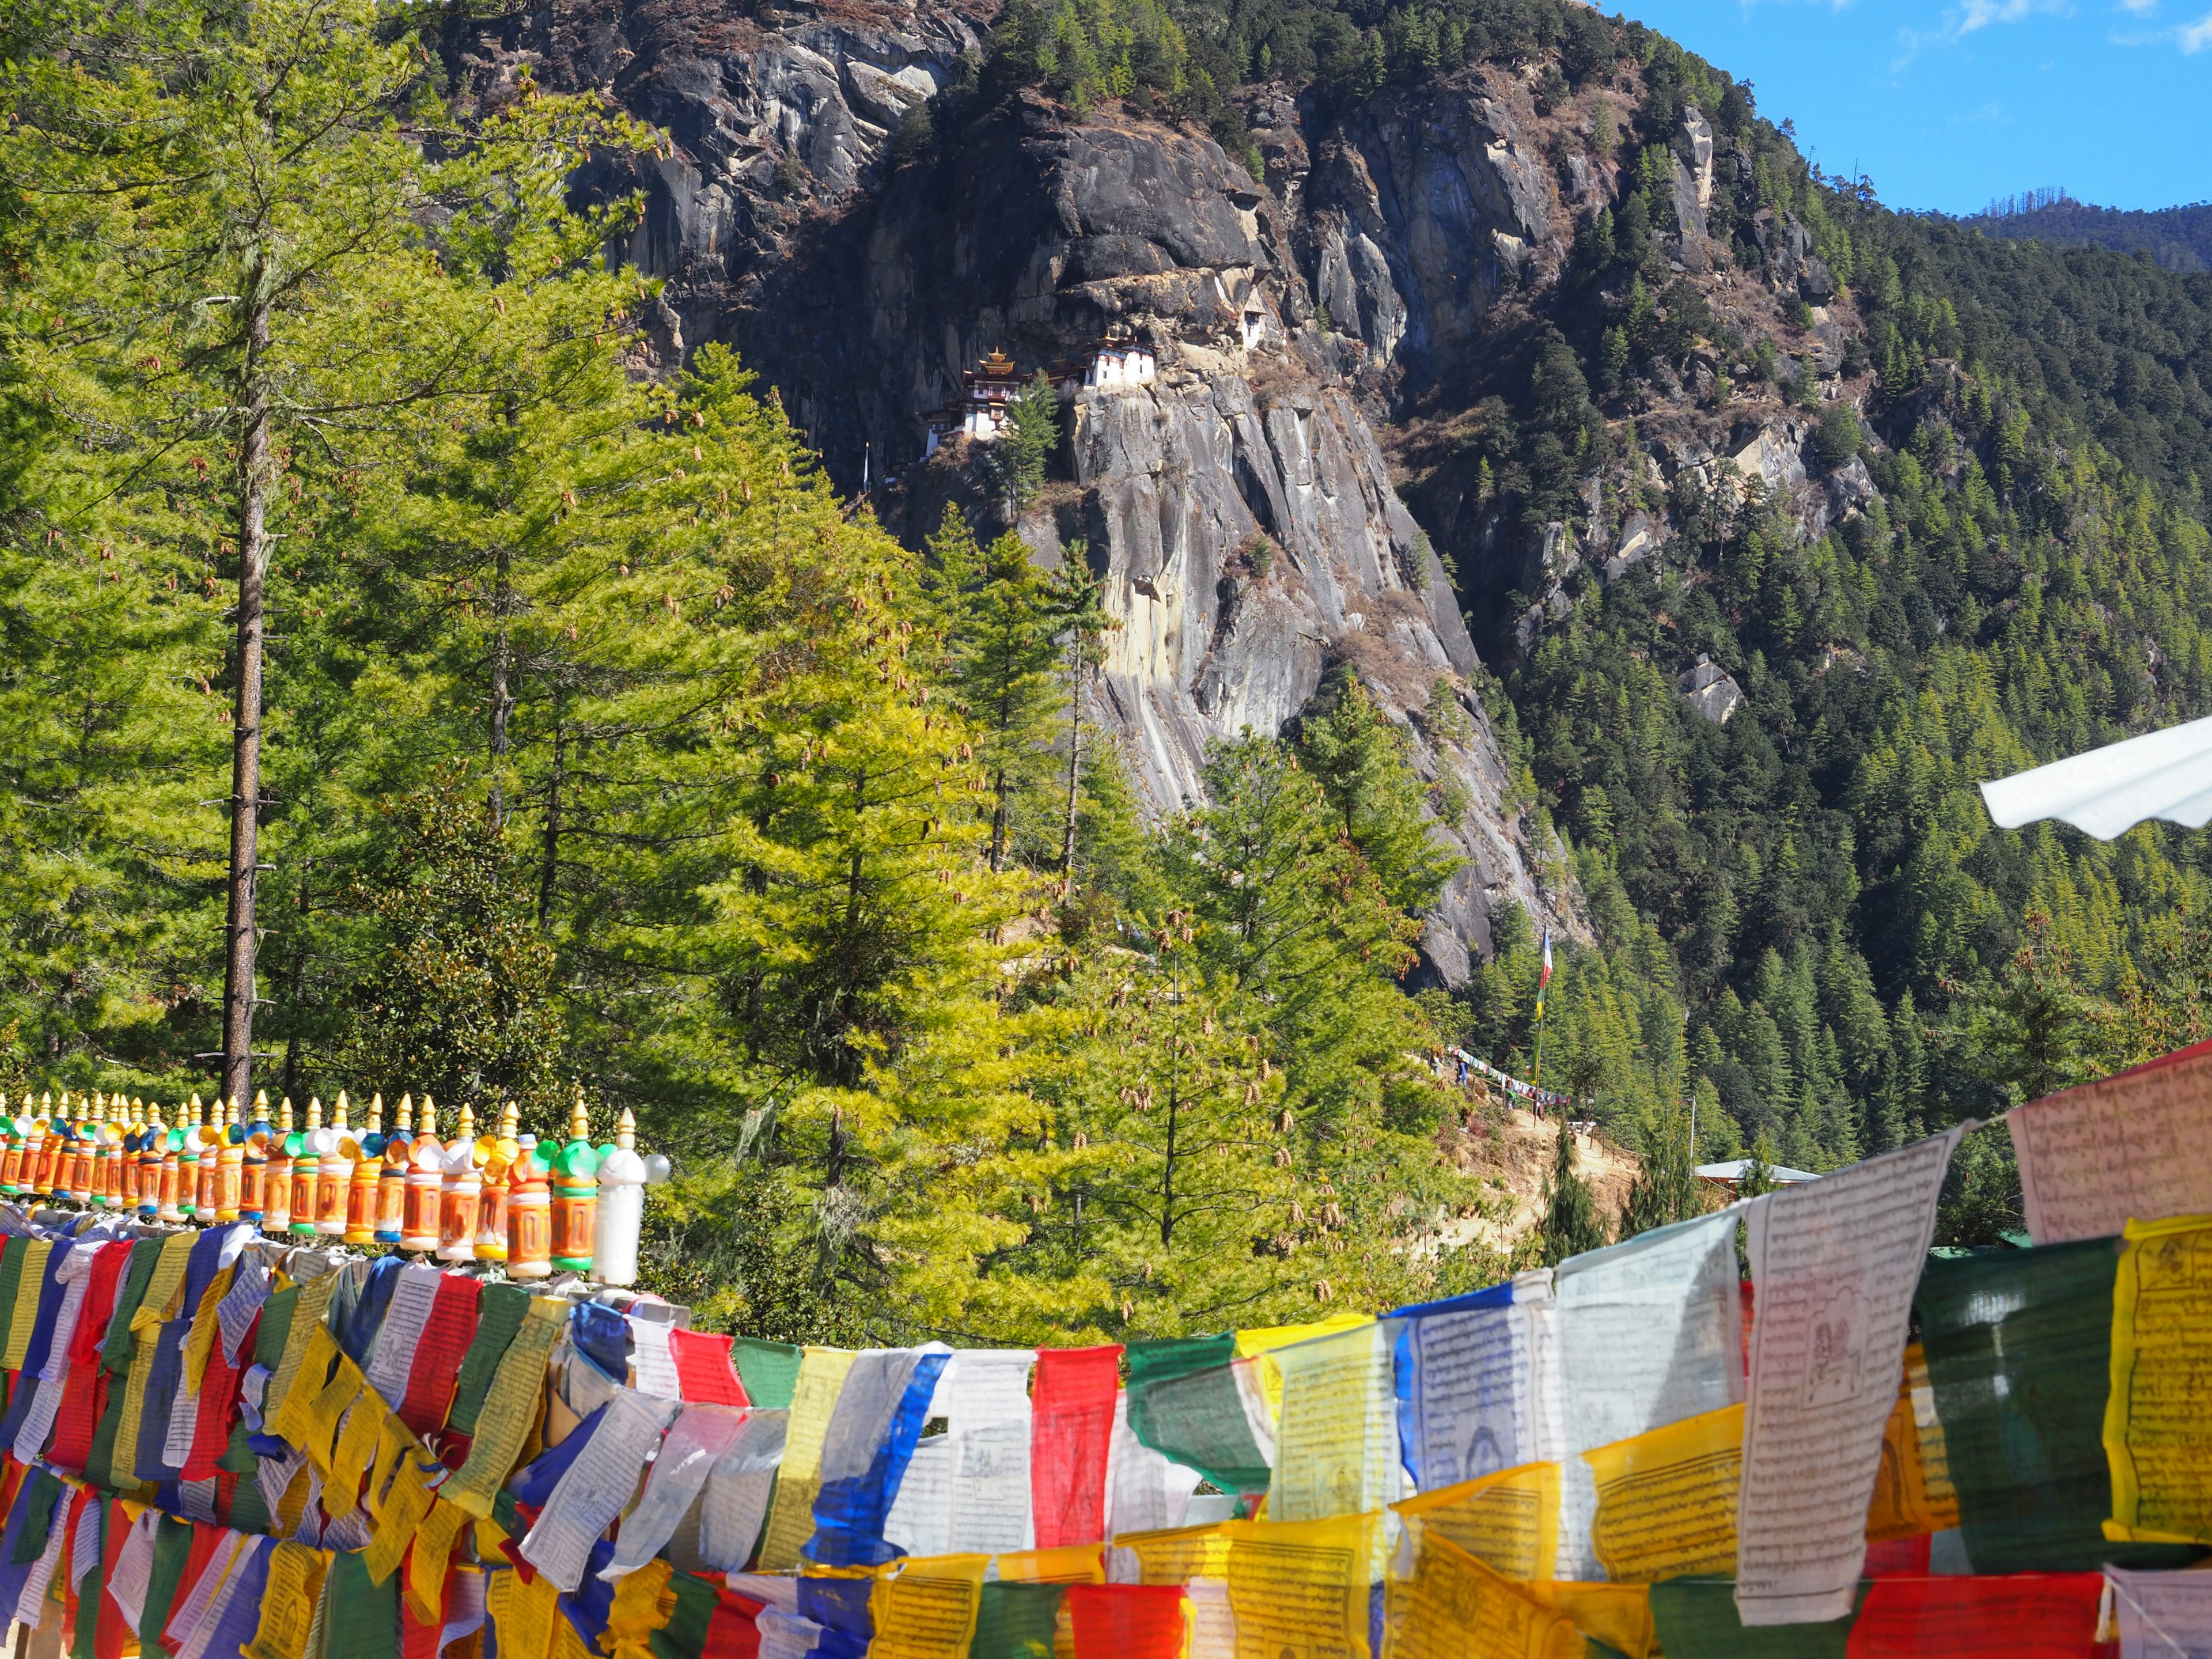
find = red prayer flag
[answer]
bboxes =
[400,1276,483,1441]
[93,1522,135,1659]
[180,1312,254,1482]
[1066,1585,1184,1659]
[400,1569,448,1659]
[48,1244,130,1472]
[704,1589,766,1659]
[668,1330,749,1409]
[1031,1346,1122,1549]
[1846,1573,2105,1659]
[160,1520,227,1657]
[1861,1536,1931,1577]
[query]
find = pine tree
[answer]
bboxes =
[335,770,566,1122]
[991,372,1061,516]
[4,0,649,1099]
[1293,671,1461,914]
[926,508,1069,872]
[1538,1117,1609,1265]
[1621,1090,1702,1237]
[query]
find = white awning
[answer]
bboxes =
[1979,714,2212,840]
[1695,1158,1820,1185]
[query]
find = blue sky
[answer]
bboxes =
[1616,1,2209,214]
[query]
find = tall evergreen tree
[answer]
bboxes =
[4,0,647,1099]
[1537,1117,1609,1265]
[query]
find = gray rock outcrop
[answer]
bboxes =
[1678,656,1745,725]
[495,10,1582,976]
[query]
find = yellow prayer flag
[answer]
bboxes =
[1226,1513,1376,1659]
[2105,1214,2212,1544]
[756,1346,859,1570]
[489,1563,562,1659]
[4,1240,51,1370]
[365,1450,437,1585]
[1383,1532,1578,1659]
[181,1265,236,1395]
[446,1297,567,1521]
[604,1559,678,1659]
[996,1545,1104,1585]
[365,1414,417,1521]
[266,1325,340,1450]
[1865,1343,1959,1541]
[1234,1316,1373,1422]
[1520,1584,1654,1659]
[243,1543,330,1659]
[323,1394,388,1522]
[300,1357,368,1476]
[407,1501,471,1626]
[268,1272,340,1411]
[870,1557,988,1659]
[1392,1461,1560,1581]
[1114,1522,1238,1586]
[1582,1402,1743,1583]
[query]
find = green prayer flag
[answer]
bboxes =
[732,1338,804,1411]
[101,1239,166,1374]
[227,1459,272,1535]
[1125,1334,1271,1494]
[70,1501,109,1659]
[968,1582,1065,1659]
[1647,1579,1863,1659]
[139,1513,196,1656]
[218,1418,260,1476]
[319,1546,400,1659]
[1918,1237,2200,1574]
[0,1241,28,1361]
[651,1570,724,1659]
[11,1469,61,1567]
[446,1283,531,1438]
[256,1284,300,1370]
[85,1385,129,1496]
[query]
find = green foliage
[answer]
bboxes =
[334,774,566,1123]
[991,372,1063,516]
[1537,1118,1608,1264]
[1293,672,1461,914]
[1621,1085,1703,1238]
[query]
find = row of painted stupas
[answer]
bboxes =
[0,1089,665,1285]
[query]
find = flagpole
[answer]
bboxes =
[1532,929,1552,1097]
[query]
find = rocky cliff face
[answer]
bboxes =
[456,0,1907,976]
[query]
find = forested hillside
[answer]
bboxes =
[1959,193,2212,276]
[3,0,2209,1338]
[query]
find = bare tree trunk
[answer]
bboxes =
[1060,634,1082,887]
[1160,1047,1179,1247]
[220,281,274,1106]
[488,546,513,824]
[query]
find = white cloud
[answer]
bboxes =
[1892,0,2070,66]
[2115,0,2159,14]
[2112,5,2212,43]
[1958,0,2070,31]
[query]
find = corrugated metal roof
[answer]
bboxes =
[1694,1159,1820,1185]
[1979,713,2212,840]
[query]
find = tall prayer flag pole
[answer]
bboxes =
[1532,930,1554,1093]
